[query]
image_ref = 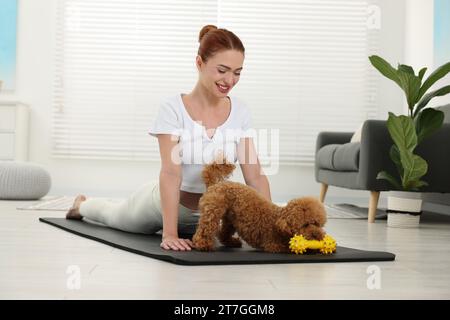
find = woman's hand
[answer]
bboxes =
[161,234,194,251]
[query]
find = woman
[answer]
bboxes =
[66,25,271,251]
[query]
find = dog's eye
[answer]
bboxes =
[303,222,320,228]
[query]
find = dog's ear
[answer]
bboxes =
[276,204,298,236]
[275,215,291,236]
[302,197,327,226]
[286,197,327,227]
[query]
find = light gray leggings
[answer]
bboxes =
[79,180,200,234]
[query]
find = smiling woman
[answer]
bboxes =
[196,25,245,96]
[66,24,272,253]
[145,25,271,251]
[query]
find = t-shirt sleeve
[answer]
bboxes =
[148,99,182,138]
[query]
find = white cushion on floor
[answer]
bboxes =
[0,161,51,200]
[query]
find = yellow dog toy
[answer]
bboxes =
[289,234,337,255]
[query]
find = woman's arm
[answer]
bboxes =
[237,137,272,201]
[247,173,271,201]
[159,170,181,238]
[157,134,193,251]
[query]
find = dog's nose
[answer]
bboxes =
[302,225,325,240]
[311,228,325,240]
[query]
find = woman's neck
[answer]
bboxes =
[188,83,225,109]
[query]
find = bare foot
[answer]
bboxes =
[66,195,87,220]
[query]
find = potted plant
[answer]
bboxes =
[369,55,450,228]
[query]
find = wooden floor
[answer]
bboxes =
[1,198,450,300]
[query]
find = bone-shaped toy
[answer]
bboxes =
[289,234,337,255]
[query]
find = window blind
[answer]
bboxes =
[52,0,380,165]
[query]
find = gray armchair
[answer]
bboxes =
[315,120,450,222]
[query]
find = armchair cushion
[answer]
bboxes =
[316,144,336,170]
[317,142,360,171]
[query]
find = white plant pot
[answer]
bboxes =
[387,193,422,228]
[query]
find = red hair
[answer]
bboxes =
[197,25,245,63]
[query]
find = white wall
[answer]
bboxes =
[404,0,450,208]
[0,0,406,203]
[404,0,434,73]
[405,0,450,107]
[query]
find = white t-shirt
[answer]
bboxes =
[148,93,254,193]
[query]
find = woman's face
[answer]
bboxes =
[196,49,244,97]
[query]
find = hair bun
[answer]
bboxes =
[199,25,218,42]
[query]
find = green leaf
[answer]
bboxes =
[396,69,422,110]
[415,108,445,144]
[406,180,429,191]
[418,67,427,80]
[386,112,417,152]
[377,171,402,189]
[389,144,403,177]
[398,64,415,75]
[369,55,402,88]
[418,61,450,101]
[414,85,450,118]
[400,151,428,189]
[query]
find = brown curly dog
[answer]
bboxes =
[192,159,328,253]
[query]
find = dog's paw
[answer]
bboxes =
[262,243,290,253]
[193,244,215,251]
[192,238,215,251]
[221,236,242,248]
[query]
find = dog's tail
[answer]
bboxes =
[202,154,236,188]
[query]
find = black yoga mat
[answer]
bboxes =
[39,217,395,265]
